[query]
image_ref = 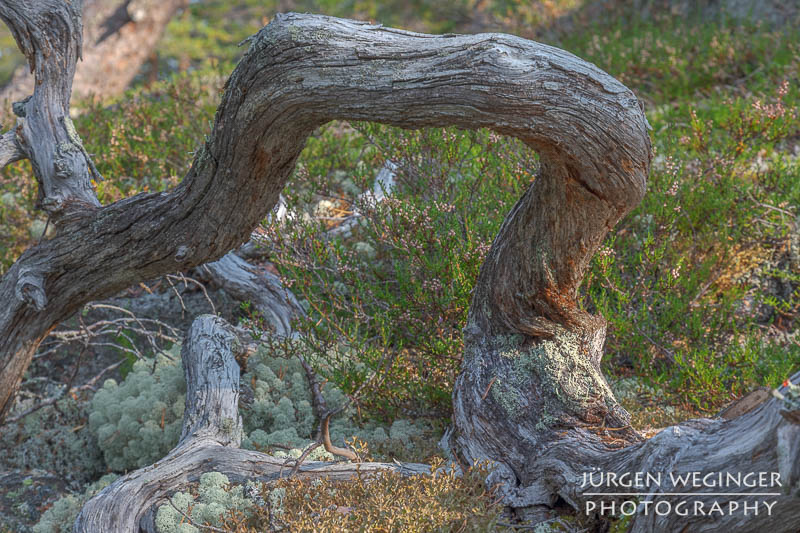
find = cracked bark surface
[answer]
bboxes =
[0,3,797,531]
[2,3,653,423]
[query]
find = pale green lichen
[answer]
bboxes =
[268,486,286,515]
[26,340,433,533]
[308,28,334,43]
[1,396,105,487]
[32,474,119,533]
[241,341,425,457]
[88,347,186,472]
[155,473,263,533]
[773,381,800,410]
[220,416,238,438]
[57,141,78,155]
[87,340,428,472]
[488,331,616,427]
[490,380,527,419]
[154,475,288,533]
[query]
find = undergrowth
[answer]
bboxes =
[1,1,797,419]
[0,3,799,531]
[153,460,504,533]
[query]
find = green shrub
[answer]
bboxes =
[0,72,221,274]
[558,13,799,106]
[241,338,429,456]
[583,79,800,409]
[156,461,505,533]
[269,123,532,419]
[239,458,503,532]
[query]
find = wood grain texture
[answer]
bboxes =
[0,6,796,531]
[0,9,650,420]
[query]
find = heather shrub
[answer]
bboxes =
[260,12,800,417]
[231,459,503,532]
[560,15,797,105]
[152,460,503,533]
[584,80,800,409]
[2,11,799,533]
[268,123,533,418]
[0,73,220,274]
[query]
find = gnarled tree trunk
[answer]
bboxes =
[0,2,797,531]
[0,0,654,425]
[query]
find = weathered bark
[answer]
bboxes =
[201,252,302,338]
[0,4,797,531]
[435,8,799,529]
[452,369,800,530]
[0,0,186,104]
[0,127,23,167]
[0,0,99,420]
[74,314,429,532]
[0,6,654,420]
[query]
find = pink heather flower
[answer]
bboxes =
[597,246,614,258]
[666,181,679,196]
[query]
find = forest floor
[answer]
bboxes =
[0,0,798,531]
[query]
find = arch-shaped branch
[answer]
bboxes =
[2,7,796,532]
[0,9,648,420]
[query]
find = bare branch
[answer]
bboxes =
[5,358,123,424]
[320,412,358,462]
[0,128,25,168]
[0,11,651,421]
